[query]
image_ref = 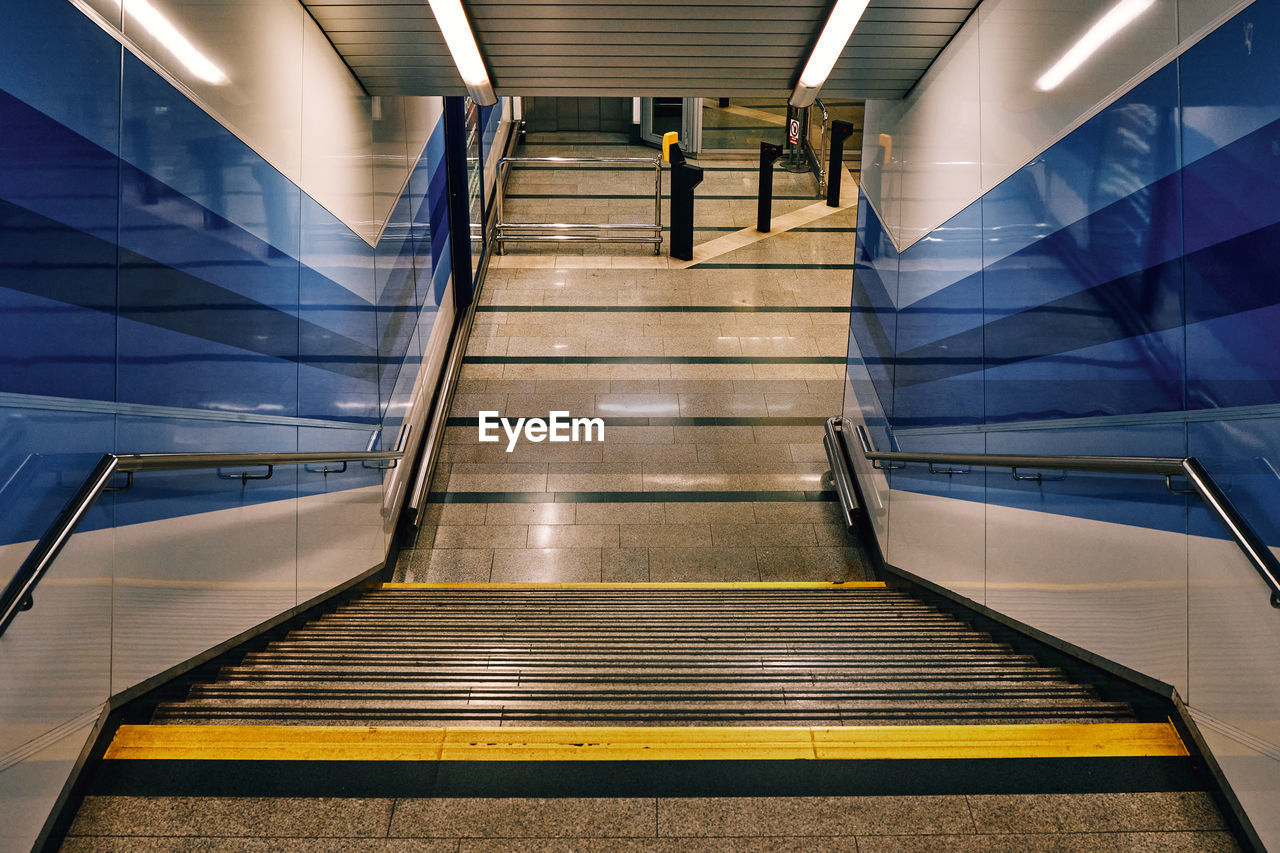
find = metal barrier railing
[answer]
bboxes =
[493,156,663,255]
[807,98,831,197]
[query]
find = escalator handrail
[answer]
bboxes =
[0,445,406,638]
[841,419,1280,609]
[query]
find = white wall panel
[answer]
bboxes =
[122,0,306,180]
[858,99,905,235]
[984,502,1189,693]
[111,495,299,691]
[887,488,986,605]
[1189,536,1280,752]
[301,20,375,242]
[0,531,110,757]
[976,0,1178,191]
[371,96,413,238]
[894,22,983,247]
[1192,718,1280,848]
[77,0,122,31]
[1178,0,1257,41]
[296,484,385,601]
[861,0,1191,251]
[0,710,99,852]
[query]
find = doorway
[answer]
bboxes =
[639,97,702,154]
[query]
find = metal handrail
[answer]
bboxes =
[835,418,1280,609]
[0,442,408,638]
[494,155,663,255]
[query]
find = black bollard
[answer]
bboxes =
[668,143,703,262]
[757,142,783,233]
[826,120,855,208]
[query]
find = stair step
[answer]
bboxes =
[152,586,1137,728]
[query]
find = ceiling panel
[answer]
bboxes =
[302,0,979,98]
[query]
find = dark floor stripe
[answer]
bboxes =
[476,305,849,313]
[705,124,788,130]
[446,416,826,427]
[664,226,854,232]
[428,490,837,504]
[463,356,846,364]
[507,166,771,173]
[504,194,818,200]
[87,756,1208,798]
[692,263,857,270]
[521,140,636,146]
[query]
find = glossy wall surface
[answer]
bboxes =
[845,1,1280,845]
[0,2,490,848]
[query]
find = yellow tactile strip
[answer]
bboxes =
[104,723,1187,762]
[378,581,887,590]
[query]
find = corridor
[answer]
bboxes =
[395,130,868,584]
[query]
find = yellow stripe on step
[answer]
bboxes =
[104,722,1186,762]
[378,581,887,590]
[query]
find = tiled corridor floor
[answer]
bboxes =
[394,132,871,584]
[63,792,1238,851]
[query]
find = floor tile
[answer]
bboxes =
[389,798,655,838]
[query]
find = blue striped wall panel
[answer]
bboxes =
[299,196,380,425]
[851,192,899,423]
[894,202,983,428]
[0,1,455,549]
[0,86,118,402]
[847,0,1280,543]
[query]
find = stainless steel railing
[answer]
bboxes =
[825,417,1280,609]
[0,437,410,638]
[493,156,663,255]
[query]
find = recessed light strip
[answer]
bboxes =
[114,0,228,85]
[427,0,497,106]
[789,0,872,107]
[1035,0,1156,91]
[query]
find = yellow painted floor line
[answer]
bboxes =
[105,722,1187,762]
[378,581,886,590]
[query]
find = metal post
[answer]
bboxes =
[443,96,474,310]
[495,159,506,254]
[667,143,702,262]
[757,142,783,233]
[826,120,855,208]
[654,157,663,256]
[782,105,810,173]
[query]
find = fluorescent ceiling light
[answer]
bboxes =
[1035,0,1155,91]
[427,0,496,105]
[801,0,872,88]
[115,0,228,85]
[790,0,872,107]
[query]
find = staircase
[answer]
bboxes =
[148,583,1138,727]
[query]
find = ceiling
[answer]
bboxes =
[302,0,979,99]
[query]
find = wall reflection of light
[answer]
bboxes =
[113,0,229,85]
[1035,0,1155,92]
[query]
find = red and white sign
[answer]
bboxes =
[788,118,801,145]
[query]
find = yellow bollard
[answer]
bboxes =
[662,131,679,163]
